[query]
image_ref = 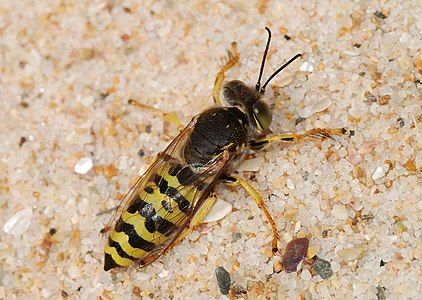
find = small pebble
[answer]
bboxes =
[337,245,365,261]
[158,269,169,278]
[344,50,360,56]
[215,266,231,295]
[300,61,314,72]
[3,207,33,237]
[42,288,52,298]
[312,256,334,279]
[237,156,265,172]
[136,272,152,281]
[68,266,81,279]
[202,199,232,223]
[231,284,247,297]
[19,136,27,147]
[376,286,387,300]
[332,204,348,220]
[372,166,386,180]
[300,269,312,280]
[282,237,309,273]
[74,157,93,174]
[273,261,283,273]
[374,11,387,19]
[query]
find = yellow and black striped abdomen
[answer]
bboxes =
[104,157,199,271]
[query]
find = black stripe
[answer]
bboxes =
[176,166,195,185]
[144,186,154,194]
[116,221,156,252]
[169,163,196,185]
[104,253,119,271]
[127,195,142,214]
[166,186,190,213]
[144,214,178,236]
[161,200,173,213]
[154,175,190,214]
[154,174,168,193]
[109,240,136,260]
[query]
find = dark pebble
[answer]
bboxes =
[282,237,309,273]
[312,256,333,279]
[215,266,231,295]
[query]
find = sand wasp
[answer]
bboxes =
[102,27,347,271]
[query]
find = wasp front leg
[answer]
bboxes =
[213,42,239,105]
[222,174,280,254]
[249,128,349,150]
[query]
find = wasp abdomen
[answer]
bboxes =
[104,157,198,271]
[183,107,248,165]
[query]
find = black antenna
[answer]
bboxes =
[260,53,302,93]
[255,27,272,92]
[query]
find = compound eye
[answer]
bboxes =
[252,101,272,131]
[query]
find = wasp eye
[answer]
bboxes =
[252,101,272,131]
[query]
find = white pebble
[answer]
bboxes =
[294,221,301,233]
[68,266,81,279]
[286,179,295,190]
[300,61,314,72]
[3,207,33,237]
[42,288,51,298]
[301,269,312,280]
[372,166,386,180]
[74,157,93,174]
[202,199,232,223]
[332,204,348,220]
[77,95,94,106]
[136,272,152,281]
[158,269,170,278]
[337,246,365,261]
[343,50,360,56]
[238,156,265,172]
[299,99,333,118]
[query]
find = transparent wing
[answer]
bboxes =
[134,148,234,267]
[102,118,198,234]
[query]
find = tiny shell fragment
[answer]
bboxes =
[74,157,93,174]
[215,266,231,295]
[372,166,387,180]
[202,199,232,223]
[282,237,309,273]
[300,61,314,72]
[3,207,33,237]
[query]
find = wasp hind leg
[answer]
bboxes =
[250,128,349,150]
[128,99,184,132]
[222,174,280,254]
[213,42,239,105]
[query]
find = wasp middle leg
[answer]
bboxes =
[222,174,280,254]
[213,42,239,105]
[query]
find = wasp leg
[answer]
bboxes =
[222,174,280,254]
[128,99,184,131]
[250,128,348,150]
[175,194,218,243]
[213,42,240,105]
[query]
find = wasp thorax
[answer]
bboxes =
[223,80,273,132]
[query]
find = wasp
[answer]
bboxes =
[103,27,347,271]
